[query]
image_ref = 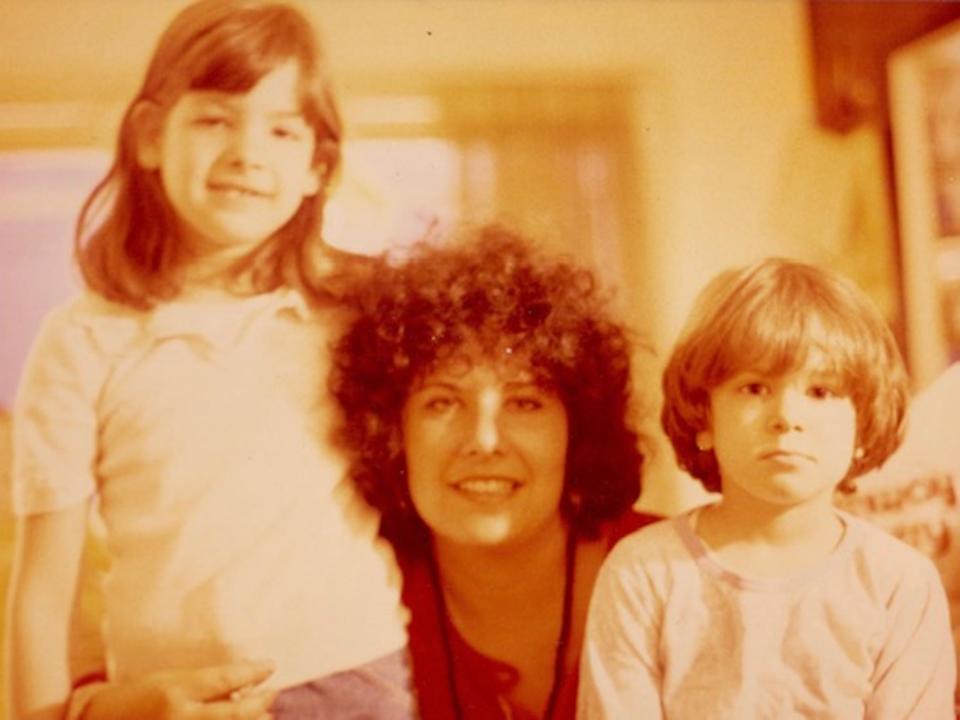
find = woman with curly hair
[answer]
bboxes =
[330,224,657,719]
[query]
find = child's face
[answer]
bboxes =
[401,356,568,551]
[144,61,320,259]
[700,350,858,510]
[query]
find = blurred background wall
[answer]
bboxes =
[7,4,960,712]
[0,0,819,515]
[2,0,959,512]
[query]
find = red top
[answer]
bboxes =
[400,511,659,719]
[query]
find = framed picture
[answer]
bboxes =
[890,21,960,389]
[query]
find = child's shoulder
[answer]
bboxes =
[841,511,942,585]
[593,514,700,598]
[602,508,663,546]
[604,513,689,568]
[35,292,145,357]
[42,290,126,318]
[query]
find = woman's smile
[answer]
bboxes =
[450,475,524,501]
[402,358,568,549]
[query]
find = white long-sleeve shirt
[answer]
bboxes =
[579,508,955,719]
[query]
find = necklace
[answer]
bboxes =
[429,530,577,720]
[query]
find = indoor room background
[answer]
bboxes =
[3,2,959,713]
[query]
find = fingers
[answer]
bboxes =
[179,661,275,702]
[201,690,276,719]
[77,664,277,720]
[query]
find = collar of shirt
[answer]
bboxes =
[145,288,312,350]
[70,287,313,358]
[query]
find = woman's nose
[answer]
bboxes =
[467,390,502,454]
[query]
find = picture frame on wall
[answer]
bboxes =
[889,20,960,389]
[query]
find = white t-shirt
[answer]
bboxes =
[13,289,407,688]
[579,509,955,719]
[837,363,960,682]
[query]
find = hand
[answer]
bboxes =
[76,661,277,720]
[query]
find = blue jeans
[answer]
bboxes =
[272,650,417,719]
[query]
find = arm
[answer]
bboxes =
[866,559,957,719]
[5,502,89,720]
[6,303,110,719]
[74,663,277,720]
[577,545,664,719]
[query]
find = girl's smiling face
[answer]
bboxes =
[401,356,569,551]
[139,61,320,261]
[699,349,859,510]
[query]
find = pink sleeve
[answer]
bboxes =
[867,558,957,719]
[578,542,664,719]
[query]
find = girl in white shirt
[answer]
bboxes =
[5,2,409,719]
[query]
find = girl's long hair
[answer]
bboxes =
[77,0,343,309]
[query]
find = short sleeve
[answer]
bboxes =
[12,301,112,514]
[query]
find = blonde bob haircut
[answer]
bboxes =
[661,257,909,494]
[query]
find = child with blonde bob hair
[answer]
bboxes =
[663,257,908,495]
[580,258,955,718]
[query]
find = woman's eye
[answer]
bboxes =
[423,397,456,412]
[507,396,544,412]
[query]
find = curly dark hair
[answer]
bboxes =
[330,224,645,553]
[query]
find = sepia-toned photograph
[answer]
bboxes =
[1,1,959,718]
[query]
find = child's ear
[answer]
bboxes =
[695,430,714,452]
[131,100,164,170]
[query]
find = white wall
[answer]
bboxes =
[1,0,813,337]
[0,0,814,510]
[297,0,811,352]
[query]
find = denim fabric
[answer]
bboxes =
[272,649,417,719]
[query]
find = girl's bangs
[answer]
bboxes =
[183,31,338,145]
[187,27,304,95]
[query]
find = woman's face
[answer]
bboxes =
[401,355,568,550]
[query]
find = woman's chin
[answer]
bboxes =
[435,511,566,553]
[442,514,515,548]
